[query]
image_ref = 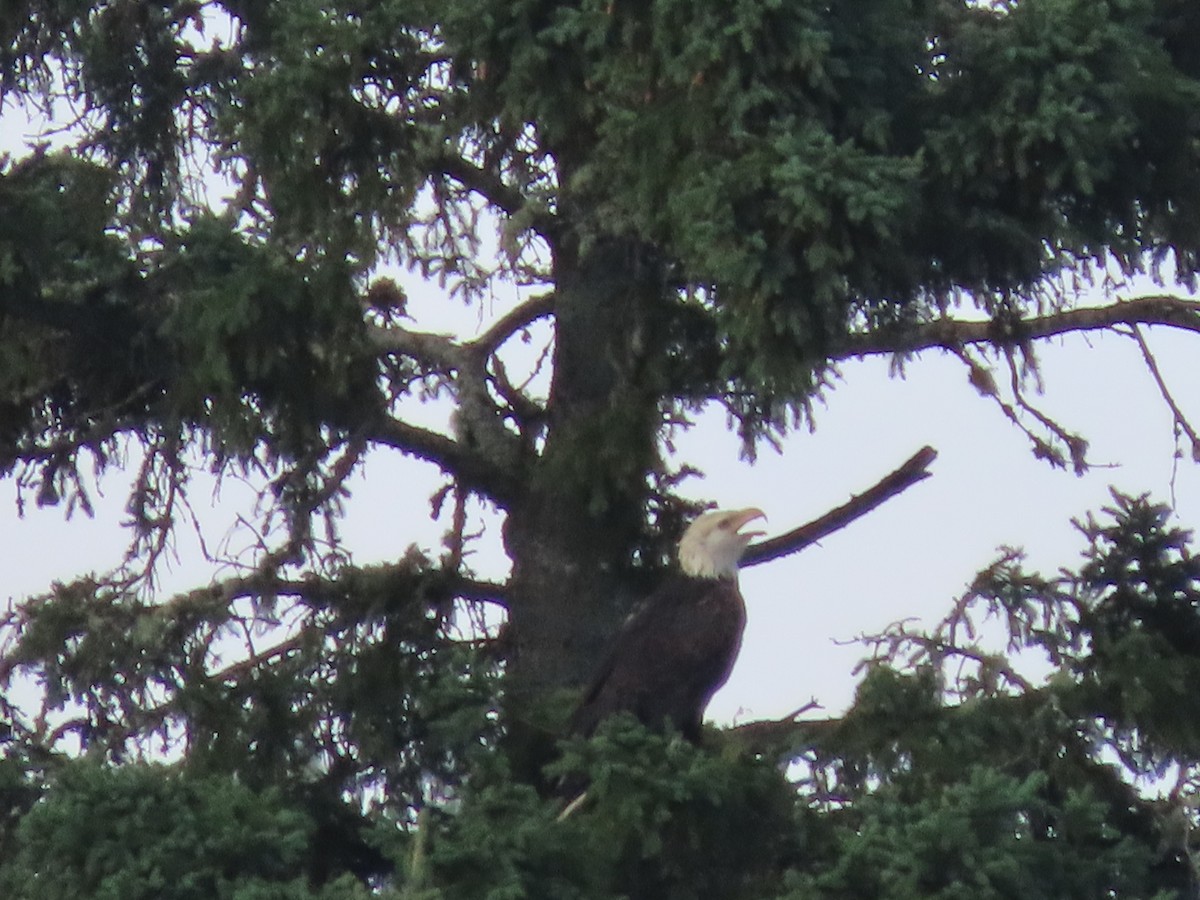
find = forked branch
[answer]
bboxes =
[365,293,553,498]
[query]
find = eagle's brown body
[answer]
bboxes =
[569,574,746,741]
[568,507,764,742]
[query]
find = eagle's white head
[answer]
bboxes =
[677,507,767,579]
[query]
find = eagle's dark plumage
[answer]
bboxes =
[569,507,766,742]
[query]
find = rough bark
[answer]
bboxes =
[502,233,668,716]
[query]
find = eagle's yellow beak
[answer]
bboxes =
[730,507,767,540]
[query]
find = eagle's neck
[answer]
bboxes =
[678,554,740,581]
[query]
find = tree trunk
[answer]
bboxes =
[503,233,668,725]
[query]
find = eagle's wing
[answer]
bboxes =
[569,575,744,740]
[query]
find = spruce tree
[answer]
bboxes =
[4,1,1200,896]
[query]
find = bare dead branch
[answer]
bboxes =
[726,707,840,760]
[741,446,938,568]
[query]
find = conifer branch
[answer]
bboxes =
[468,291,555,358]
[841,294,1200,358]
[160,562,509,617]
[435,154,528,218]
[366,323,466,370]
[365,416,521,507]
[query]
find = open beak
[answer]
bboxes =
[731,507,767,540]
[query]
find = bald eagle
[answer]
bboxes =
[569,507,766,742]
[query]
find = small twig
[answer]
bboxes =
[489,356,546,430]
[948,346,1083,472]
[401,807,432,897]
[1126,324,1200,458]
[1002,349,1088,474]
[557,790,589,822]
[209,632,307,684]
[741,446,937,567]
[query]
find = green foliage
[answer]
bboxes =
[778,665,1172,898]
[155,213,384,459]
[0,159,382,508]
[1073,493,1200,760]
[427,778,610,900]
[0,150,150,494]
[791,492,1200,899]
[1,551,502,864]
[429,717,794,900]
[0,759,370,900]
[7,456,1200,895]
[781,767,1158,900]
[8,1,1200,441]
[220,0,433,263]
[449,0,1200,432]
